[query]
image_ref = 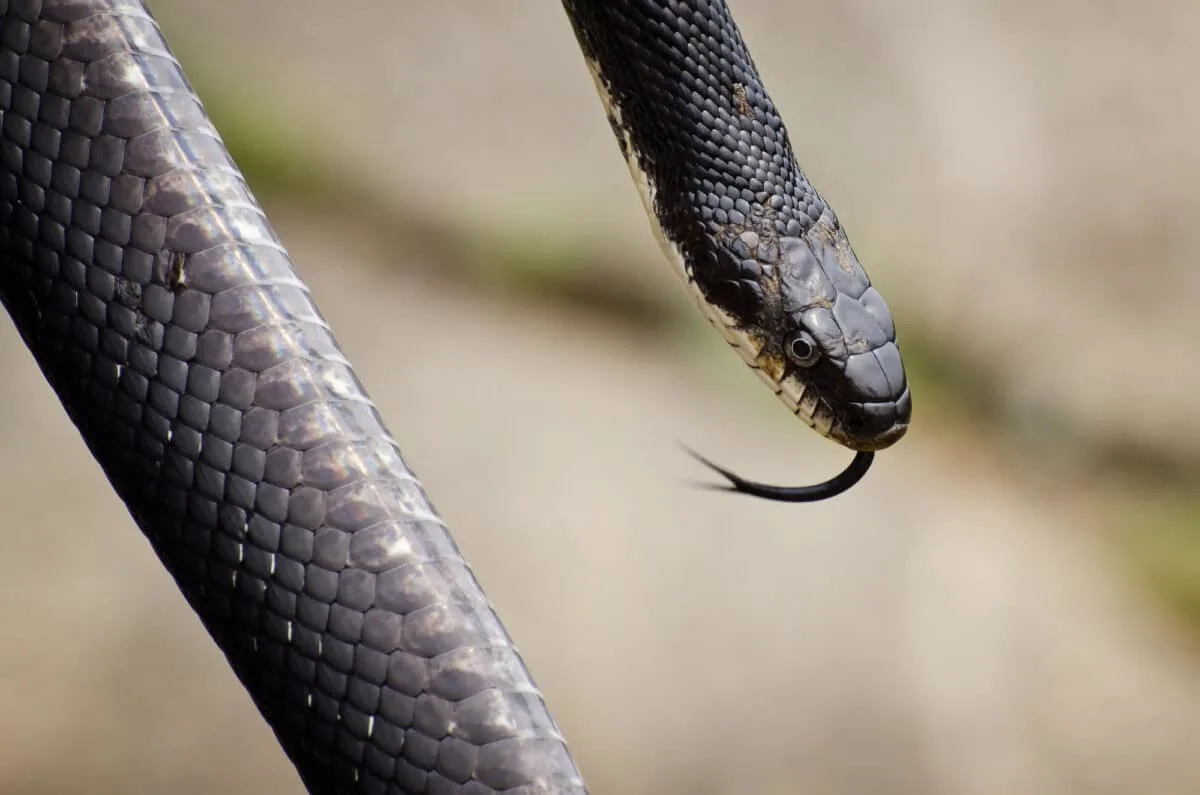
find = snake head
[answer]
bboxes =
[699,213,911,452]
[768,218,911,451]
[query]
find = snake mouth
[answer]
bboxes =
[770,369,911,452]
[833,418,910,451]
[828,386,913,451]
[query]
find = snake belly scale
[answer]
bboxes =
[0,0,910,792]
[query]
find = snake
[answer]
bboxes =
[0,0,910,792]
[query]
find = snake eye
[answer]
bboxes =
[786,331,821,367]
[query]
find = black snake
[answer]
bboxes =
[0,0,911,791]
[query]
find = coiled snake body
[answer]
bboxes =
[0,1,910,792]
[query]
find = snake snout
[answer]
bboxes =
[833,342,911,450]
[837,389,912,451]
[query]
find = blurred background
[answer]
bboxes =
[3,1,1200,793]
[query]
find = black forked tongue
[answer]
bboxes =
[684,447,874,502]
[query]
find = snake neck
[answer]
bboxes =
[561,0,829,323]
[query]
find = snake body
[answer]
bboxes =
[0,0,908,792]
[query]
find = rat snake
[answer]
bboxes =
[0,0,910,791]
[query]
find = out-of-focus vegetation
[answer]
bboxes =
[1118,491,1200,634]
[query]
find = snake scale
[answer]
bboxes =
[0,0,910,792]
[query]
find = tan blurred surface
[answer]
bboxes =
[3,210,1200,794]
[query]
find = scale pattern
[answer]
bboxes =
[563,0,832,321]
[0,1,586,792]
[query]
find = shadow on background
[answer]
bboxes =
[3,1,1200,793]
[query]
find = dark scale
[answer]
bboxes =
[1,1,586,792]
[563,0,833,325]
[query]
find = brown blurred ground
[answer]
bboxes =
[4,2,1200,794]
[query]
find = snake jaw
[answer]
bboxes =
[733,324,910,452]
[833,414,911,451]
